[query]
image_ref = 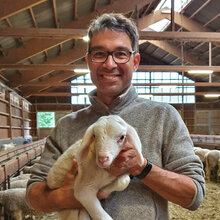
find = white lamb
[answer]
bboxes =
[22,165,34,174]
[0,188,44,220]
[0,142,16,152]
[205,150,220,182]
[217,158,220,182]
[194,148,210,163]
[47,115,144,220]
[10,179,28,189]
[11,174,31,182]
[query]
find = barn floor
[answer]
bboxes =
[34,181,220,220]
[169,181,220,220]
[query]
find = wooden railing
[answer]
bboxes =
[0,138,46,189]
[191,134,220,150]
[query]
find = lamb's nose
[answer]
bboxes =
[98,156,109,164]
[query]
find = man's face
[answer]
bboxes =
[86,29,140,105]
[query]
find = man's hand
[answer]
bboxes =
[61,158,78,187]
[108,140,147,177]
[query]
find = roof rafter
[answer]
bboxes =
[0,0,151,64]
[0,0,47,21]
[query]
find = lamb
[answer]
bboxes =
[0,188,44,220]
[194,148,210,164]
[205,150,220,182]
[22,165,34,174]
[47,115,144,220]
[30,156,41,165]
[11,174,31,182]
[217,158,220,182]
[10,179,28,188]
[0,142,16,152]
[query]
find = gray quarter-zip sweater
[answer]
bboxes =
[27,86,205,220]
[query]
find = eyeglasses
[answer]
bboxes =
[88,49,136,64]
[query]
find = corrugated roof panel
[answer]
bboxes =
[207,17,220,30]
[31,52,46,64]
[56,0,74,25]
[47,45,60,59]
[0,36,17,51]
[98,0,110,8]
[183,0,207,17]
[32,1,56,28]
[78,0,94,17]
[9,10,34,28]
[62,39,75,52]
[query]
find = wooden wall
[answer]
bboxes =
[0,86,36,143]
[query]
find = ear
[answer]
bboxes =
[126,124,144,166]
[78,124,94,160]
[132,53,140,72]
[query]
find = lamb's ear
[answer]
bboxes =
[78,124,95,160]
[126,124,144,165]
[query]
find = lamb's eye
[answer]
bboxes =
[117,135,125,143]
[93,134,96,138]
[120,135,125,140]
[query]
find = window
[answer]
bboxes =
[37,112,55,128]
[71,71,195,105]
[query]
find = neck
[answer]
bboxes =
[97,93,116,106]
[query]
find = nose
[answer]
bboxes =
[98,156,109,164]
[103,54,117,68]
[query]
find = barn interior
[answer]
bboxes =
[0,0,220,219]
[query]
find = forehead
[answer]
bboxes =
[90,29,132,50]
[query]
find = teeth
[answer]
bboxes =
[102,75,116,79]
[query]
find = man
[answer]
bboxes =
[26,13,205,219]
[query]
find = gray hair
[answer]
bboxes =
[87,13,139,52]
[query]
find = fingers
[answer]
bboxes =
[97,190,109,200]
[69,158,78,175]
[61,159,78,186]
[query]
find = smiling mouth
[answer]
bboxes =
[101,74,120,80]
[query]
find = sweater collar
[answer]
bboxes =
[88,85,138,114]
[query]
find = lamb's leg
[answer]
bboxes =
[205,164,211,181]
[13,210,23,220]
[74,190,112,220]
[100,174,130,196]
[59,209,80,220]
[79,209,91,220]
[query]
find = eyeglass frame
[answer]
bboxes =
[88,49,136,64]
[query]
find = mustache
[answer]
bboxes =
[99,67,119,73]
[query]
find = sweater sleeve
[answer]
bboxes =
[162,104,205,210]
[26,119,63,187]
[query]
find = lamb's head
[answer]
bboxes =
[92,115,128,168]
[80,115,144,168]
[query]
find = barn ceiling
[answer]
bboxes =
[0,0,220,102]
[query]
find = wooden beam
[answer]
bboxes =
[140,40,205,65]
[0,0,47,21]
[93,0,98,11]
[23,82,220,87]
[22,71,85,98]
[2,64,220,72]
[73,0,78,19]
[1,28,220,42]
[0,0,152,64]
[29,8,38,28]
[30,91,220,97]
[0,28,87,39]
[139,31,220,42]
[9,43,88,88]
[52,0,59,28]
[138,65,220,72]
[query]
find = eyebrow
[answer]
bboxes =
[90,46,132,51]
